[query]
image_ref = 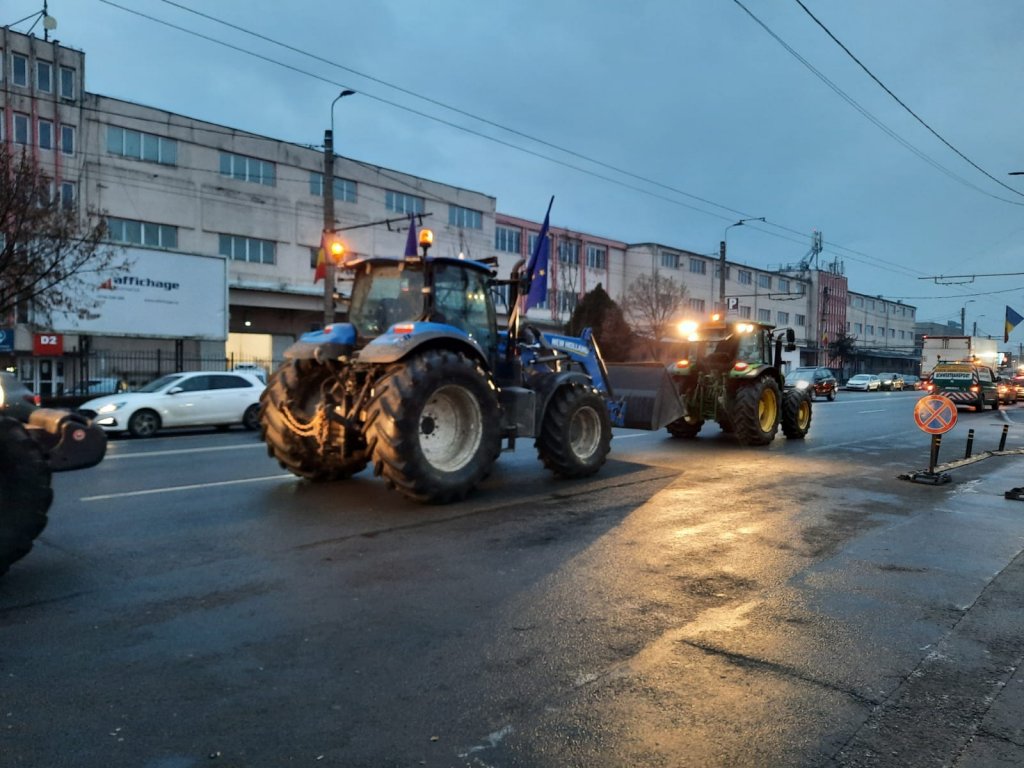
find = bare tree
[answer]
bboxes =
[621,272,688,356]
[0,146,122,324]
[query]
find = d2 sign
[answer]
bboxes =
[33,332,63,356]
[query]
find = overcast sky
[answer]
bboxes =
[8,0,1024,342]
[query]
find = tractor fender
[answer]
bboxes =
[283,323,357,363]
[527,370,596,433]
[356,323,489,366]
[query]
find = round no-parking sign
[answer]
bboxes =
[913,394,958,434]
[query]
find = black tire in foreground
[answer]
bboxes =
[365,349,501,504]
[261,359,368,481]
[0,417,54,577]
[781,388,813,439]
[732,377,781,446]
[536,383,612,478]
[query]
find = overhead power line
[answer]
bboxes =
[793,0,1024,201]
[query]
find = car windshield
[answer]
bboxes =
[137,374,185,393]
[850,375,868,381]
[785,369,814,383]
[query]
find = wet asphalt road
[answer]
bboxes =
[2,391,1024,767]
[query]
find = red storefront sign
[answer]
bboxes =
[33,333,64,356]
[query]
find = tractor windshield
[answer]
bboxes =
[348,264,426,336]
[432,262,497,351]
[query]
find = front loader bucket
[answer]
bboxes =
[605,363,685,431]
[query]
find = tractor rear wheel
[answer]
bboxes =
[667,414,704,438]
[365,350,500,503]
[0,417,53,577]
[732,377,781,446]
[782,388,812,439]
[537,383,611,478]
[261,359,368,481]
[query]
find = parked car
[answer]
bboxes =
[231,363,268,384]
[78,371,264,438]
[0,372,41,421]
[68,377,127,396]
[785,366,838,401]
[996,377,1017,405]
[845,374,881,391]
[902,374,921,390]
[877,372,904,391]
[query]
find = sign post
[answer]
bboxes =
[909,394,957,484]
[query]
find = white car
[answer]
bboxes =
[80,371,265,438]
[845,374,881,391]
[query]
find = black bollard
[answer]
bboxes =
[965,428,975,459]
[999,424,1009,452]
[929,434,941,473]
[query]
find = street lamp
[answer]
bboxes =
[961,299,975,335]
[323,89,356,327]
[719,217,765,310]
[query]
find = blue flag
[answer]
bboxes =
[524,197,553,310]
[404,214,418,257]
[1006,305,1023,343]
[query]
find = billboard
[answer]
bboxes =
[51,248,228,340]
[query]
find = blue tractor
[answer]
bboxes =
[259,230,681,503]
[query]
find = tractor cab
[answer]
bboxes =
[675,317,774,374]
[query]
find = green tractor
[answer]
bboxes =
[665,316,811,446]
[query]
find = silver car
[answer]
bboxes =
[845,374,881,391]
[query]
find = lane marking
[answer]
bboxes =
[81,474,294,501]
[857,409,885,414]
[104,443,266,460]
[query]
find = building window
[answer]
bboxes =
[60,125,75,155]
[557,240,579,265]
[900,330,906,340]
[854,323,862,334]
[738,270,752,285]
[778,278,790,293]
[890,328,896,338]
[689,257,706,275]
[60,182,75,211]
[107,126,178,165]
[777,311,789,325]
[59,66,76,99]
[12,53,28,87]
[36,60,52,93]
[660,251,679,269]
[220,152,275,186]
[107,217,179,249]
[740,305,752,319]
[688,298,706,313]
[795,314,805,327]
[449,205,482,229]
[758,308,771,322]
[38,119,53,150]
[309,172,357,203]
[866,324,874,335]
[853,297,864,308]
[714,263,730,279]
[219,233,275,264]
[495,226,520,253]
[13,113,29,145]
[586,244,606,269]
[557,290,578,313]
[386,190,425,214]
[757,274,772,289]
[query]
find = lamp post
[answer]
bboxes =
[719,217,765,310]
[323,89,356,327]
[961,299,975,335]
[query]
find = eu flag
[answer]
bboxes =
[524,197,554,310]
[404,214,418,257]
[1006,305,1023,343]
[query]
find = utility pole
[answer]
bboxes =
[322,127,335,327]
[718,240,727,311]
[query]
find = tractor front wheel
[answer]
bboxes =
[365,350,501,503]
[537,383,611,478]
[261,359,368,481]
[782,388,813,439]
[732,377,781,446]
[0,417,53,577]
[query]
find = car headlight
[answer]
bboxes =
[795,379,811,389]
[97,401,126,414]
